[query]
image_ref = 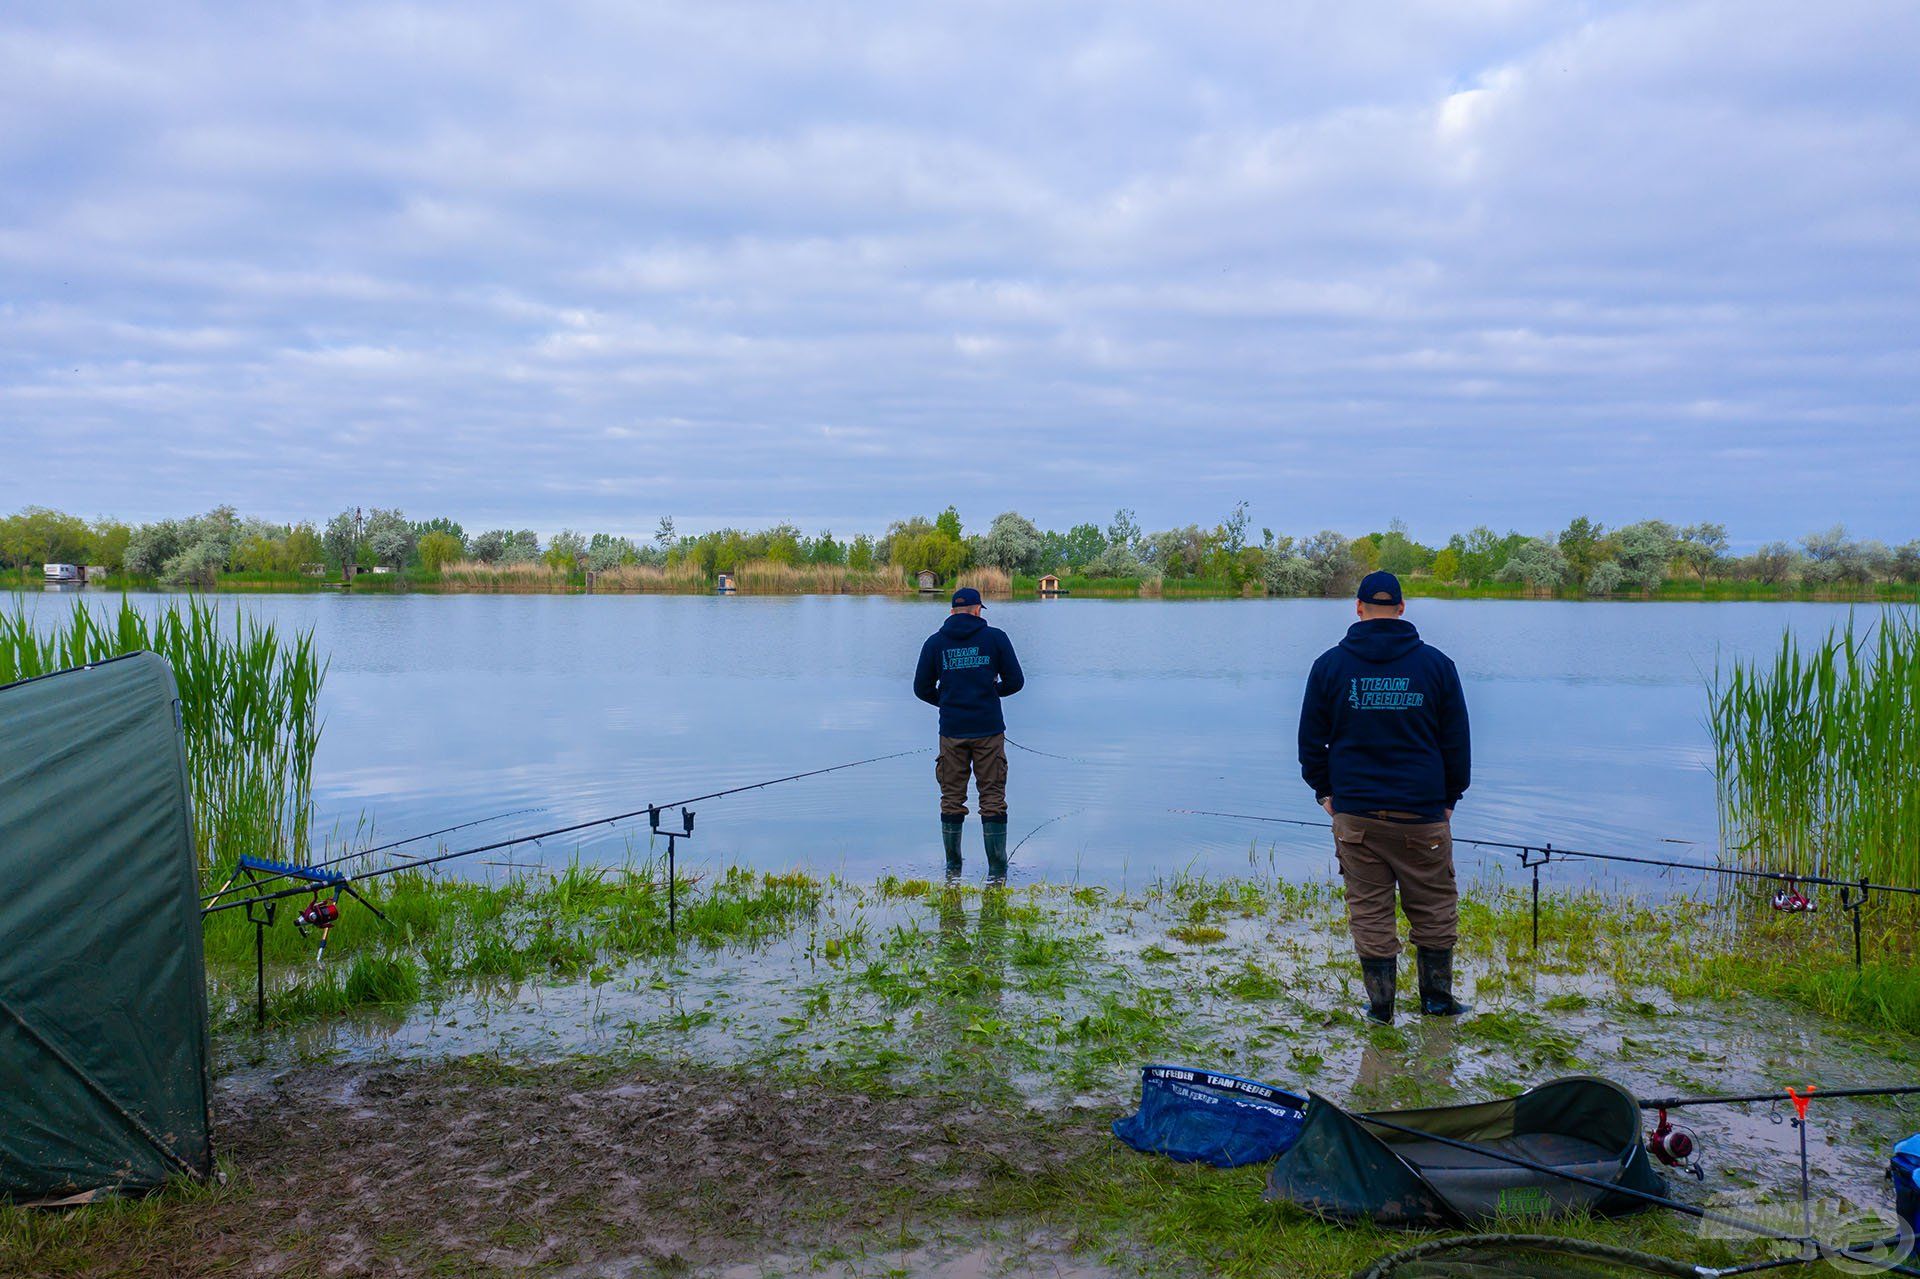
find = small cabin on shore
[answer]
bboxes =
[916,570,940,593]
[716,572,736,594]
[1038,574,1068,597]
[42,564,80,583]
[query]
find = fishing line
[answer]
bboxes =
[1170,809,1920,900]
[200,806,548,903]
[1004,737,1104,765]
[1011,808,1084,857]
[203,747,931,918]
[1349,1110,1920,1275]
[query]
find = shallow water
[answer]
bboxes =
[15,589,1911,886]
[215,880,1920,1215]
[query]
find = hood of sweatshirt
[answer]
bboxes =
[1339,618,1424,664]
[941,612,990,640]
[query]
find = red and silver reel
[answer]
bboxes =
[294,897,340,932]
[1647,1109,1703,1179]
[1771,882,1814,912]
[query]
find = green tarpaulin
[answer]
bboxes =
[1265,1076,1665,1228]
[0,652,213,1200]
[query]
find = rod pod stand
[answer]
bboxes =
[1838,880,1870,969]
[244,896,277,1027]
[1520,844,1554,952]
[648,806,695,934]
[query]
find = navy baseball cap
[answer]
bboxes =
[951,586,984,608]
[1356,571,1403,606]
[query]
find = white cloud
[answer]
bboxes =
[0,0,1916,539]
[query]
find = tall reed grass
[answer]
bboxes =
[727,561,908,594]
[592,560,710,592]
[1,597,324,877]
[1710,611,1920,885]
[955,566,1009,597]
[434,560,568,592]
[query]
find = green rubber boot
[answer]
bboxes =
[983,818,1009,884]
[941,818,965,879]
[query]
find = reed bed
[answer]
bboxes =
[954,566,1009,597]
[434,559,568,592]
[1710,610,1920,885]
[589,560,710,592]
[727,560,908,594]
[1,596,323,877]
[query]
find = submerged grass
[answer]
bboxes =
[205,857,825,1028]
[1,595,322,875]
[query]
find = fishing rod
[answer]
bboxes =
[1349,1108,1920,1277]
[200,806,548,904]
[1642,1084,1920,1110]
[1174,808,1920,966]
[204,747,930,919]
[206,746,928,1026]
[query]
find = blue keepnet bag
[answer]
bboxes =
[1112,1065,1309,1168]
[1891,1134,1920,1256]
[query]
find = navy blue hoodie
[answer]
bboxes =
[914,613,1025,738]
[1297,618,1469,821]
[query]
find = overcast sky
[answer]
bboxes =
[2,1,1916,545]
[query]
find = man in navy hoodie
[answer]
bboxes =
[1298,571,1470,1024]
[914,587,1025,881]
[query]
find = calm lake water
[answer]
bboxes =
[15,591,1907,889]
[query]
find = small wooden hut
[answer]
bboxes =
[716,572,737,594]
[916,570,940,593]
[1038,574,1068,597]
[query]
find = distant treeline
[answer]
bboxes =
[4,503,1919,597]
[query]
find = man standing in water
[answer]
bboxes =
[914,586,1025,882]
[1298,571,1471,1024]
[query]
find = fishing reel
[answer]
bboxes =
[1647,1109,1704,1180]
[1771,880,1814,912]
[294,896,340,933]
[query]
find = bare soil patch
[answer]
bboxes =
[14,1059,1107,1279]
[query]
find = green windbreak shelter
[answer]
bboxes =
[0,653,213,1201]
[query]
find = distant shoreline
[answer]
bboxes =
[10,570,1919,604]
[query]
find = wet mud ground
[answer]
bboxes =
[11,873,1920,1277]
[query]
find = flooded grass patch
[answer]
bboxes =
[26,868,1919,1277]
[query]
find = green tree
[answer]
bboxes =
[935,505,963,542]
[364,509,416,569]
[418,531,465,573]
[1495,538,1569,590]
[323,511,361,577]
[545,529,588,571]
[89,519,132,571]
[411,517,466,549]
[848,534,875,571]
[1430,546,1462,582]
[1677,523,1729,580]
[1586,561,1626,595]
[285,524,323,571]
[978,512,1044,574]
[1376,520,1433,576]
[0,507,93,567]
[1557,516,1607,580]
[1614,520,1678,591]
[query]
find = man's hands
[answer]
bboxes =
[1444,808,1453,820]
[1320,797,1334,816]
